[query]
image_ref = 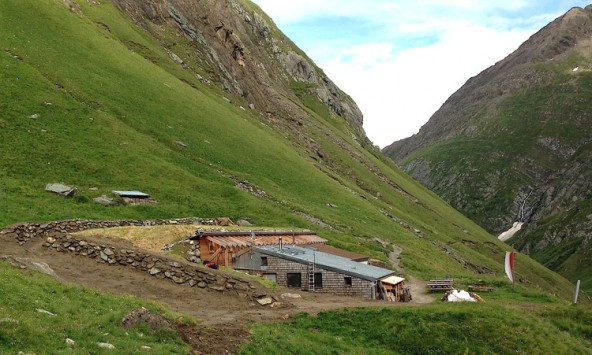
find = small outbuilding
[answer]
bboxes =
[234,244,401,299]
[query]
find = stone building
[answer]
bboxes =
[234,244,401,299]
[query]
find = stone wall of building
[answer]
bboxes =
[266,255,374,298]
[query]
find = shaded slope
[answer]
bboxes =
[0,0,577,299]
[383,6,592,291]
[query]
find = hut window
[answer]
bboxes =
[287,273,302,288]
[261,256,268,266]
[314,272,323,288]
[344,276,352,286]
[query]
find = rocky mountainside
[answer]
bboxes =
[111,0,368,145]
[383,6,592,291]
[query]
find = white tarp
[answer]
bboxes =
[445,289,477,302]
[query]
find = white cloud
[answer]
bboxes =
[321,26,531,147]
[252,0,590,147]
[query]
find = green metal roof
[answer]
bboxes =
[255,245,394,282]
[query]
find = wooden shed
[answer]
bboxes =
[191,230,327,268]
[379,275,409,302]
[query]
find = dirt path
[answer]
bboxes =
[389,245,435,304]
[0,234,435,354]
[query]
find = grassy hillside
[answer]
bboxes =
[0,262,189,353]
[0,0,579,302]
[398,56,592,292]
[244,301,592,354]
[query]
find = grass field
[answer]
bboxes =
[244,301,592,354]
[0,262,190,353]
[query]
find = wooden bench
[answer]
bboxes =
[426,279,454,292]
[468,282,494,292]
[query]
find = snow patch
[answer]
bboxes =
[498,221,523,242]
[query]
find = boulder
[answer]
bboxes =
[97,342,115,349]
[236,219,252,226]
[93,195,115,206]
[256,297,273,306]
[45,183,77,198]
[121,307,172,330]
[214,217,235,226]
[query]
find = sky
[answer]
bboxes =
[251,1,590,148]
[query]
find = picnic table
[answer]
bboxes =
[426,278,454,292]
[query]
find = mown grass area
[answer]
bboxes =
[0,263,190,353]
[0,0,580,303]
[243,300,592,354]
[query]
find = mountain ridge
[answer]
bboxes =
[383,5,592,291]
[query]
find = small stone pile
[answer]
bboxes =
[186,240,201,264]
[161,239,201,264]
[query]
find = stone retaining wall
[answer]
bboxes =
[0,218,280,305]
[0,217,213,245]
[44,234,259,295]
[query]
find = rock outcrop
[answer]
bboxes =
[110,0,368,145]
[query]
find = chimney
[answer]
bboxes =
[279,236,283,251]
[292,224,295,246]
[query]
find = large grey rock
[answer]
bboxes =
[93,195,115,206]
[45,183,77,198]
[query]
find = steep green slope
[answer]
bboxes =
[0,0,577,301]
[384,6,592,292]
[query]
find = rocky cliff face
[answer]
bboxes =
[383,6,592,288]
[110,0,367,144]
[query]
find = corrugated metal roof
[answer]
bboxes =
[207,234,326,248]
[112,190,150,198]
[306,244,369,262]
[255,245,394,281]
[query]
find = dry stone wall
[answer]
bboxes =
[0,218,212,245]
[0,218,281,305]
[43,234,256,294]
